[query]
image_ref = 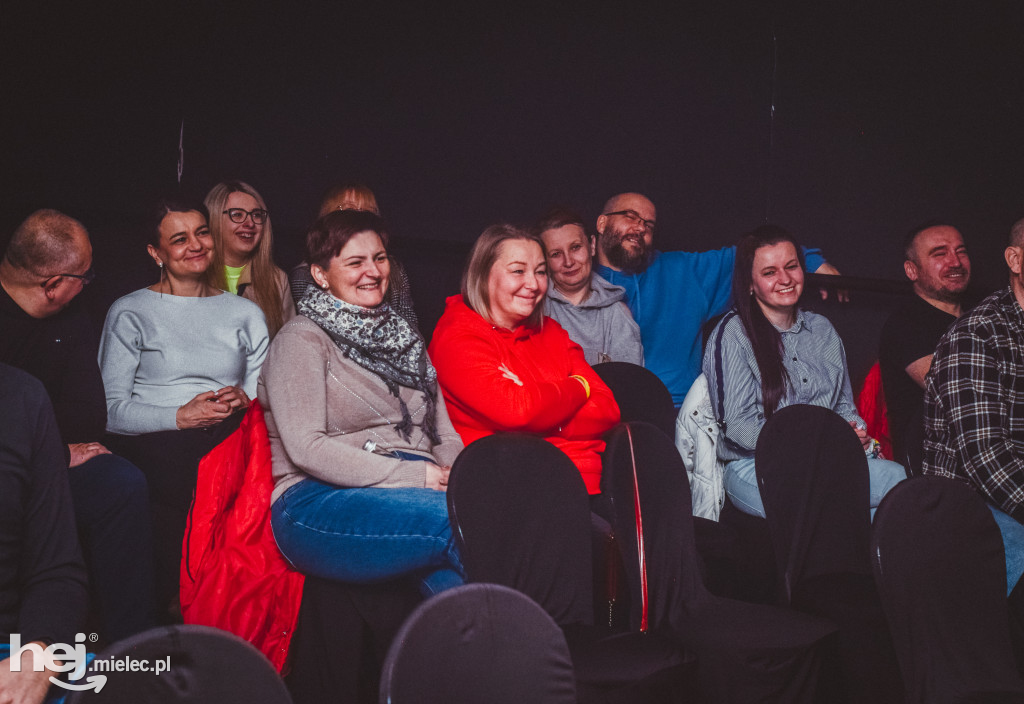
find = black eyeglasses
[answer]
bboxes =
[41,267,96,287]
[223,208,269,224]
[603,209,656,232]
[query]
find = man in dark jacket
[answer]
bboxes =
[0,210,155,640]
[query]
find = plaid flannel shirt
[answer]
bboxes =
[923,286,1024,521]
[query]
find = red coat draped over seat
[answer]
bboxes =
[180,401,305,672]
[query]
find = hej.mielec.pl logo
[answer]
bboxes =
[9,632,172,693]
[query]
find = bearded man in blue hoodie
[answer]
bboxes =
[594,192,839,406]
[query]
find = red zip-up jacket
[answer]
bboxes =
[429,295,620,494]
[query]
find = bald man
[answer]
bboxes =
[879,222,973,462]
[0,210,155,641]
[593,193,837,405]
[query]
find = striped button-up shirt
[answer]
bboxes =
[703,308,862,462]
[923,286,1024,521]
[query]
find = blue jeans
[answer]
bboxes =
[724,455,907,520]
[987,505,1024,596]
[271,477,463,598]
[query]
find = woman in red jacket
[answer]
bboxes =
[429,224,620,495]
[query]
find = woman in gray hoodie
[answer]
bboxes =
[537,207,643,366]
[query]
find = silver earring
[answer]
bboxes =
[158,261,164,268]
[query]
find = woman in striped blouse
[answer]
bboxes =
[702,225,905,519]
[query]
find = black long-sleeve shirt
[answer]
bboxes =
[0,285,107,444]
[0,364,88,645]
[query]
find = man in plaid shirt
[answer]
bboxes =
[923,217,1024,595]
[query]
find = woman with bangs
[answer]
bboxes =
[205,180,295,338]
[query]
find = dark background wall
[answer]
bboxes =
[3,0,1023,386]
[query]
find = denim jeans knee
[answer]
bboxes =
[271,479,463,597]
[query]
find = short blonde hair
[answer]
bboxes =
[462,224,546,329]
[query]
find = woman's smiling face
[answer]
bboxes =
[751,240,804,321]
[486,238,548,329]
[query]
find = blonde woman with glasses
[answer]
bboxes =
[205,181,295,338]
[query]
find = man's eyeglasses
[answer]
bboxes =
[41,267,96,288]
[603,209,656,232]
[223,208,269,225]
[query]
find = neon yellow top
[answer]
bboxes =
[224,265,246,294]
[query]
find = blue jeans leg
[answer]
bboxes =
[988,505,1024,596]
[271,479,464,598]
[866,457,907,521]
[725,456,907,521]
[724,457,764,518]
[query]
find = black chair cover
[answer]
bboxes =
[447,433,690,702]
[593,362,676,438]
[602,421,836,704]
[755,404,873,600]
[66,625,292,703]
[754,404,902,703]
[448,433,594,626]
[872,476,1024,704]
[379,583,576,703]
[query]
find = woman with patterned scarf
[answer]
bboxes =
[257,210,465,596]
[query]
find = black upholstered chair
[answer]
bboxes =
[602,421,836,703]
[872,476,1024,704]
[754,404,903,703]
[447,433,693,703]
[593,362,676,438]
[66,625,292,703]
[378,583,576,704]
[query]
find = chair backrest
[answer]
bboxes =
[871,476,1024,704]
[379,583,577,704]
[593,362,676,438]
[601,422,706,634]
[754,404,872,602]
[66,625,292,703]
[447,433,594,626]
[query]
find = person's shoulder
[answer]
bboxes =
[109,287,151,308]
[104,288,152,321]
[274,315,324,342]
[950,289,1009,335]
[0,362,45,400]
[432,295,487,340]
[216,290,264,316]
[801,309,836,331]
[711,310,747,345]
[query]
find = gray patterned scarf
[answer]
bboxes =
[298,287,440,443]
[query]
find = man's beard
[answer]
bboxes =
[923,268,970,304]
[601,231,653,274]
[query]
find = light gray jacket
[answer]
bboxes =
[675,374,726,521]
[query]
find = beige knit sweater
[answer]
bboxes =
[257,316,464,502]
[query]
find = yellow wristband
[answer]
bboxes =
[569,374,591,399]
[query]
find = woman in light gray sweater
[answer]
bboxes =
[258,210,464,596]
[99,196,269,608]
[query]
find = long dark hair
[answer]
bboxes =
[732,225,806,418]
